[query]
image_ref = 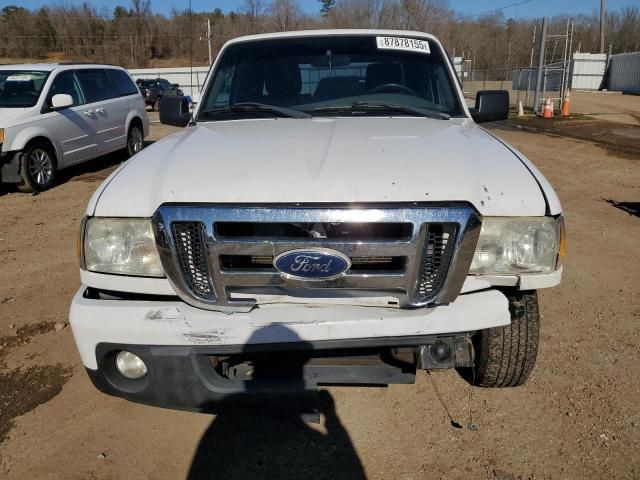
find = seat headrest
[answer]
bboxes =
[4,80,35,95]
[264,62,301,100]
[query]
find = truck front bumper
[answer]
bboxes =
[70,288,510,411]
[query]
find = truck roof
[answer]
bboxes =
[226,29,439,46]
[0,63,124,72]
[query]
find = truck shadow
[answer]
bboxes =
[186,326,366,480]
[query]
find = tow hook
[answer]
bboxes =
[417,335,474,369]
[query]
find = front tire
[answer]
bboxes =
[126,123,144,157]
[471,291,540,388]
[17,142,57,193]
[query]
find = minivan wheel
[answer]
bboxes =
[465,291,540,388]
[127,124,144,157]
[17,143,57,193]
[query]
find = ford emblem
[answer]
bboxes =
[274,248,351,281]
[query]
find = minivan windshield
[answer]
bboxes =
[198,35,464,121]
[0,70,49,108]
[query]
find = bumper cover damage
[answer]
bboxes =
[71,288,509,410]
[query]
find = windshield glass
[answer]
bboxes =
[198,35,463,121]
[0,70,49,108]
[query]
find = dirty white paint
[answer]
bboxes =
[70,288,510,369]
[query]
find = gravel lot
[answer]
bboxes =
[0,113,639,479]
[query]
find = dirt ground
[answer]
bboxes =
[0,113,639,480]
[569,91,640,126]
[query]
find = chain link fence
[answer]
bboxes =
[459,66,567,113]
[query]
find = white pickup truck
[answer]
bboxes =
[70,30,565,412]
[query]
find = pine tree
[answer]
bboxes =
[319,0,335,16]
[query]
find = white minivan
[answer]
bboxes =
[0,64,149,192]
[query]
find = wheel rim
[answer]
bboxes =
[129,127,143,154]
[28,148,53,185]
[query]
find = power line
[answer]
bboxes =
[0,34,197,38]
[8,16,207,21]
[467,0,536,18]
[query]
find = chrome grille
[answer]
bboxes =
[171,222,214,300]
[153,205,481,313]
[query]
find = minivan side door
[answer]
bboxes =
[40,69,100,167]
[75,69,126,154]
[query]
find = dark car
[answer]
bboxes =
[136,78,184,111]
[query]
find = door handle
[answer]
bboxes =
[95,107,105,114]
[83,110,95,116]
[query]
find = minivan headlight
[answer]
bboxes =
[470,216,563,274]
[84,218,164,277]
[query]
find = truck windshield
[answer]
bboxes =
[198,35,464,121]
[0,70,49,108]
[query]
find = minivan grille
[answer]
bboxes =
[154,205,480,312]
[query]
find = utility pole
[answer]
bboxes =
[206,19,212,66]
[533,17,548,116]
[600,0,606,53]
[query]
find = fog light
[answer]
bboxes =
[115,351,148,379]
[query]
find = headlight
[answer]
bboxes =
[84,218,164,277]
[470,216,563,274]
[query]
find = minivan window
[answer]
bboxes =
[47,71,84,107]
[76,69,117,103]
[108,69,139,97]
[0,70,50,108]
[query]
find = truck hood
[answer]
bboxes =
[91,117,547,217]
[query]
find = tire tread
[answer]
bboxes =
[473,291,539,388]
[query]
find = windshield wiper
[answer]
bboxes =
[310,101,450,120]
[201,102,311,119]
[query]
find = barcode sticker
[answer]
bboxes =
[376,36,430,54]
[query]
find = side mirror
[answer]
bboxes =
[51,93,73,110]
[159,96,191,127]
[172,83,180,88]
[470,90,509,123]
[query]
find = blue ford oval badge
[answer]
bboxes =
[274,249,351,281]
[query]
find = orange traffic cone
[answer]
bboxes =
[542,96,553,119]
[561,90,571,117]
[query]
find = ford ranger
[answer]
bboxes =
[70,30,565,412]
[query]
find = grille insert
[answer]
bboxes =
[219,255,406,272]
[415,224,458,303]
[215,222,412,240]
[171,222,214,300]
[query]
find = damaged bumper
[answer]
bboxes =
[70,287,510,411]
[70,287,510,370]
[0,150,21,184]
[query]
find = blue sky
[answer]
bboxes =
[12,0,639,16]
